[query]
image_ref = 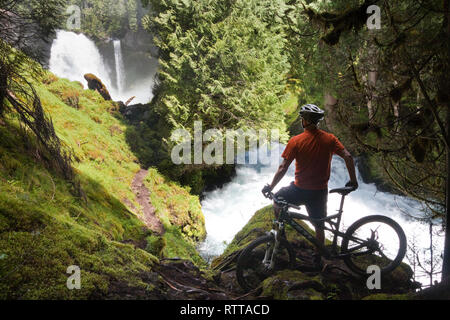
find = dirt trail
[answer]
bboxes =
[131,169,164,234]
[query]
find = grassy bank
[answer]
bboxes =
[0,70,206,298]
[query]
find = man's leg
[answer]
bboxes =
[273,203,281,219]
[307,189,327,246]
[315,225,325,247]
[272,182,303,219]
[305,189,328,267]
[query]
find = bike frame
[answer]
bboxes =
[271,192,369,260]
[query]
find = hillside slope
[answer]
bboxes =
[0,71,207,298]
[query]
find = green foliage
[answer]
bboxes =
[125,120,169,168]
[0,69,209,297]
[1,2,72,184]
[67,0,143,39]
[0,122,157,299]
[0,0,67,57]
[283,0,448,221]
[128,0,302,193]
[144,0,291,141]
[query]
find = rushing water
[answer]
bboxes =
[113,40,126,96]
[49,30,154,104]
[198,144,444,285]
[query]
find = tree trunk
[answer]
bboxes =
[441,0,450,281]
[366,40,378,121]
[442,105,450,280]
[324,92,338,131]
[0,65,7,115]
[429,222,433,286]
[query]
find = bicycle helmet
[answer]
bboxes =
[299,104,325,124]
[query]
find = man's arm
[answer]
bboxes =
[335,148,358,187]
[267,158,293,191]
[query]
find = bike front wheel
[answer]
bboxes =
[236,234,295,292]
[341,215,407,276]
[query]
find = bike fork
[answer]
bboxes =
[269,239,280,270]
[263,229,281,270]
[262,242,274,267]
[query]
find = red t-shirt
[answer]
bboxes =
[281,128,345,190]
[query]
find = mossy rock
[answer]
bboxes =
[261,270,324,300]
[83,73,112,101]
[213,204,415,300]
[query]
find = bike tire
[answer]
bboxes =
[236,234,295,292]
[341,215,407,276]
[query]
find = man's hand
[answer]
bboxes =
[262,184,273,198]
[345,180,358,190]
[336,148,358,191]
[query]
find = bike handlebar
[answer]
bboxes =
[263,190,287,205]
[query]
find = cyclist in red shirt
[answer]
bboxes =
[262,104,358,265]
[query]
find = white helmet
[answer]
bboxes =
[299,104,324,124]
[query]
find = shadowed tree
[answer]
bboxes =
[0,0,83,195]
[281,0,450,280]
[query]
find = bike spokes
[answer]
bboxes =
[342,216,406,275]
[237,235,294,291]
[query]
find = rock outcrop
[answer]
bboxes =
[84,73,112,101]
[211,205,417,300]
[119,102,150,122]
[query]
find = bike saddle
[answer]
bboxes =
[329,186,356,196]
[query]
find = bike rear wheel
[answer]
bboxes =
[341,215,407,276]
[236,234,295,292]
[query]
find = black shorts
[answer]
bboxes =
[275,182,327,227]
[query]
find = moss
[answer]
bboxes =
[0,69,207,298]
[0,200,158,299]
[362,293,412,300]
[261,270,324,300]
[161,227,207,268]
[146,235,166,258]
[144,168,206,243]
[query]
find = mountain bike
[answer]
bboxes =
[236,186,407,292]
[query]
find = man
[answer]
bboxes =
[262,104,358,265]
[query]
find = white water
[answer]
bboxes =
[113,40,126,96]
[198,144,444,285]
[49,30,153,104]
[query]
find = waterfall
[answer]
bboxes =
[49,30,155,104]
[49,30,114,92]
[198,144,444,284]
[113,40,126,96]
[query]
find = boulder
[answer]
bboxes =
[83,73,112,101]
